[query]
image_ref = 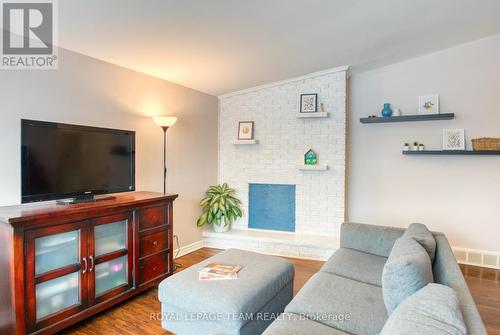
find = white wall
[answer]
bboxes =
[219,69,347,236]
[349,34,500,252]
[0,48,218,248]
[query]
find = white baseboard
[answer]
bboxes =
[173,240,204,259]
[452,247,500,270]
[176,237,500,271]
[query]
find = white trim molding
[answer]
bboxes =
[174,239,204,259]
[219,65,349,98]
[452,247,500,270]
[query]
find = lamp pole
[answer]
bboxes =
[162,126,169,195]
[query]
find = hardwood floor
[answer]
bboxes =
[63,248,500,335]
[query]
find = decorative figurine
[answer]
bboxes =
[418,144,425,151]
[393,108,401,117]
[381,103,393,117]
[413,142,419,151]
[403,143,410,151]
[320,103,326,113]
[304,149,318,165]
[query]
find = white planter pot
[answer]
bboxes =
[213,216,230,233]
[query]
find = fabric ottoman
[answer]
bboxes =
[158,248,295,335]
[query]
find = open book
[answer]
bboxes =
[198,262,242,280]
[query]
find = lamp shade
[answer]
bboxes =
[153,116,178,128]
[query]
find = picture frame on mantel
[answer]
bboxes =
[238,121,254,140]
[300,93,318,113]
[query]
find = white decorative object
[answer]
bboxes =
[418,95,440,115]
[418,144,425,151]
[403,143,410,151]
[213,216,230,233]
[393,108,401,116]
[443,129,465,150]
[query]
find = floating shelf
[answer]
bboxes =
[297,112,329,119]
[403,150,500,155]
[360,113,454,124]
[233,140,258,145]
[299,165,328,171]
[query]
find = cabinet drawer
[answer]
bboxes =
[138,206,167,231]
[139,228,169,257]
[139,250,169,284]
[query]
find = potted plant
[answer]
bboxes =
[196,183,242,233]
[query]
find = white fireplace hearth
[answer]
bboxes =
[203,228,339,260]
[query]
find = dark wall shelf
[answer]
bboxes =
[360,113,455,124]
[403,150,500,155]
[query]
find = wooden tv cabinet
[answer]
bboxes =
[0,191,178,335]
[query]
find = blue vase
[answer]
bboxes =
[381,103,393,117]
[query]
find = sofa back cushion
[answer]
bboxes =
[380,283,466,335]
[402,223,436,263]
[382,237,433,314]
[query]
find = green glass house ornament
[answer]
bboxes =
[304,149,318,165]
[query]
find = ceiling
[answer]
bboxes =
[58,0,500,96]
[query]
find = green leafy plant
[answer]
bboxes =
[197,183,242,227]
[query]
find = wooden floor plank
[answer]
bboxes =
[62,248,500,335]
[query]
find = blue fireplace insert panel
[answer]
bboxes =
[248,183,296,232]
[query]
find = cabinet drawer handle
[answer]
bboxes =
[89,256,94,272]
[82,257,88,274]
[152,240,158,246]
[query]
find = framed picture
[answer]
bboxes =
[443,129,465,150]
[300,93,318,113]
[418,95,439,115]
[238,121,254,140]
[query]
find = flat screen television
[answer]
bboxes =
[21,119,135,204]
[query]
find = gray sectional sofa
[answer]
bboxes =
[264,222,487,335]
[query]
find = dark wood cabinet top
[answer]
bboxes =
[0,191,178,226]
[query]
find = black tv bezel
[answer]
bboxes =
[21,119,136,204]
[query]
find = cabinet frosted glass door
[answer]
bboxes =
[26,222,88,332]
[89,213,133,304]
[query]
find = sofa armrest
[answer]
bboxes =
[340,222,405,257]
[433,234,487,335]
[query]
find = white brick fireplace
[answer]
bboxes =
[203,67,348,260]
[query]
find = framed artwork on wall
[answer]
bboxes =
[418,95,440,115]
[443,129,465,150]
[238,121,254,140]
[300,93,318,113]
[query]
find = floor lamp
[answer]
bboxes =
[153,116,178,194]
[153,116,181,271]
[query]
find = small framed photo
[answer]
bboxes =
[418,95,439,115]
[238,121,254,140]
[300,93,318,113]
[443,129,465,150]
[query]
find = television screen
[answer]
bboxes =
[21,119,135,203]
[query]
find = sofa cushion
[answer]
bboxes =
[320,248,387,287]
[380,284,466,335]
[285,272,388,335]
[263,313,351,335]
[403,223,436,263]
[382,237,434,314]
[340,222,405,257]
